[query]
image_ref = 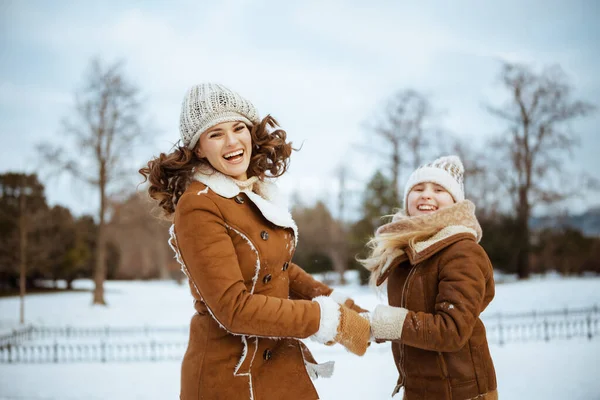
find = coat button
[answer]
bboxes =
[263,274,272,284]
[263,349,272,361]
[234,195,244,204]
[282,262,289,271]
[260,231,269,240]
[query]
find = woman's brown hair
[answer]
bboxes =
[139,115,293,218]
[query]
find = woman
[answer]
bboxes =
[361,155,498,399]
[140,83,370,400]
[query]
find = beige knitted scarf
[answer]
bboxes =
[232,176,259,192]
[361,200,482,287]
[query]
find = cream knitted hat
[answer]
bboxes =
[403,155,465,209]
[179,83,260,149]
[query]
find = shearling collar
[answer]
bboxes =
[376,230,476,286]
[374,201,482,286]
[192,166,298,245]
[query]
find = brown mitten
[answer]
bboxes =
[342,298,368,314]
[334,306,371,356]
[329,290,368,313]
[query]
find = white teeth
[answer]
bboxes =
[223,149,243,159]
[417,204,437,211]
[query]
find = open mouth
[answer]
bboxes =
[223,149,244,162]
[417,204,438,212]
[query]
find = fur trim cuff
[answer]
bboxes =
[311,296,341,344]
[371,305,408,341]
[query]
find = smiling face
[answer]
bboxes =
[195,121,252,180]
[406,182,455,216]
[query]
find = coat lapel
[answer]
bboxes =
[376,229,477,286]
[192,168,299,245]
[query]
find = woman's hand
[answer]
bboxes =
[311,296,371,356]
[329,290,368,313]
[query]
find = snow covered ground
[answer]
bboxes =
[1,274,599,399]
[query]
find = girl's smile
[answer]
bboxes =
[407,182,455,216]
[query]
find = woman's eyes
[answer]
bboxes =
[208,125,244,138]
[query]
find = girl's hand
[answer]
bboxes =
[371,304,409,341]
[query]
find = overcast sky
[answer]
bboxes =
[1,0,599,218]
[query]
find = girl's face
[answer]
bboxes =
[407,182,455,216]
[195,121,252,180]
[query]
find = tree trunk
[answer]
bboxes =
[515,217,530,279]
[93,175,107,305]
[19,187,27,324]
[327,248,347,285]
[156,243,171,280]
[391,142,400,204]
[93,222,107,304]
[516,187,531,279]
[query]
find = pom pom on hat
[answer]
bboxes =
[179,83,260,149]
[403,155,465,209]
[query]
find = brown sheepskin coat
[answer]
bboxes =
[377,218,497,399]
[170,170,334,400]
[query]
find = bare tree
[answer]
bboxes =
[335,164,349,222]
[107,191,172,280]
[292,201,347,284]
[0,173,48,315]
[450,139,503,217]
[487,62,595,279]
[332,164,352,284]
[38,58,148,304]
[18,178,27,323]
[365,89,437,203]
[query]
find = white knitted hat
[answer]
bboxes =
[403,155,465,209]
[179,83,260,149]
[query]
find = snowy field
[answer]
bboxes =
[1,274,599,399]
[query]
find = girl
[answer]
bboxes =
[140,83,370,400]
[362,155,497,399]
